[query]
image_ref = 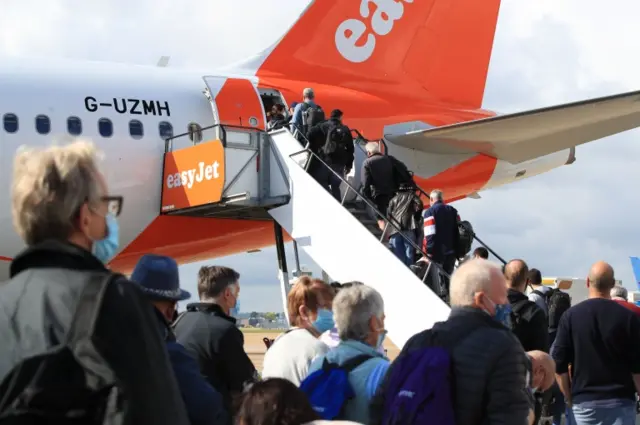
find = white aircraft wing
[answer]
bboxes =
[387,90,640,164]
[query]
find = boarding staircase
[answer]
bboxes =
[160,124,452,348]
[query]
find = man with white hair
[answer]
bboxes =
[611,285,640,316]
[303,284,390,424]
[361,142,402,229]
[371,259,533,425]
[0,141,189,424]
[422,189,461,275]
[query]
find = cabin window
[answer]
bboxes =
[35,115,50,135]
[3,113,18,133]
[159,121,173,139]
[98,118,113,138]
[129,120,143,139]
[67,116,82,136]
[188,122,202,143]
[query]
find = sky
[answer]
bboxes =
[3,0,640,312]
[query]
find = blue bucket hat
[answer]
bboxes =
[131,254,191,301]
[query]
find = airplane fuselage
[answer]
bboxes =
[0,57,574,276]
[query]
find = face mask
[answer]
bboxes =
[484,296,512,328]
[376,329,388,349]
[229,293,240,317]
[93,213,119,264]
[312,309,335,334]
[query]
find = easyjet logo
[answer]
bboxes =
[165,161,221,190]
[335,0,413,64]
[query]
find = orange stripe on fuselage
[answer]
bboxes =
[110,216,291,275]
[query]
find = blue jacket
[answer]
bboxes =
[308,340,390,424]
[423,200,460,261]
[167,341,229,425]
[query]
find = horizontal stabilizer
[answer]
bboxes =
[387,90,640,164]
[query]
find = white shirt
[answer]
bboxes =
[262,327,329,386]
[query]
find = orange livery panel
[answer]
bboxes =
[161,140,226,212]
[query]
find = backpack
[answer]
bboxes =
[509,299,542,347]
[301,103,325,131]
[455,220,474,259]
[380,321,482,425]
[533,288,571,330]
[299,355,372,420]
[389,156,415,188]
[323,124,350,157]
[0,273,125,425]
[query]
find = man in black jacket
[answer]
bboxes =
[361,142,399,228]
[307,109,354,201]
[371,259,533,425]
[505,259,549,352]
[173,265,258,413]
[0,140,189,425]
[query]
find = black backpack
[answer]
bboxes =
[301,103,325,131]
[533,288,571,330]
[389,156,415,188]
[510,299,542,347]
[0,273,125,425]
[323,124,350,157]
[455,220,474,259]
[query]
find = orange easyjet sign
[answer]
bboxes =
[161,140,225,212]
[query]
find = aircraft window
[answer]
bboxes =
[188,122,203,143]
[67,116,82,136]
[129,120,143,139]
[3,113,18,133]
[98,118,113,138]
[35,115,50,135]
[159,121,173,139]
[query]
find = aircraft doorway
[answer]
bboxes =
[258,88,288,119]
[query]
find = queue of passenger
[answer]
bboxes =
[3,108,640,425]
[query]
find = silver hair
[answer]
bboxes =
[430,189,443,202]
[450,259,502,307]
[365,142,381,155]
[303,87,314,99]
[12,139,104,245]
[334,284,384,342]
[611,285,628,300]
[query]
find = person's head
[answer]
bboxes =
[586,261,616,299]
[287,276,335,336]
[302,87,315,102]
[289,101,298,115]
[527,268,542,287]
[429,189,443,206]
[504,259,529,293]
[235,378,320,425]
[450,259,511,327]
[333,284,386,349]
[472,247,489,260]
[330,109,343,123]
[197,266,241,316]
[274,103,285,114]
[527,350,556,392]
[11,140,122,263]
[610,285,628,301]
[330,281,363,294]
[365,142,380,157]
[131,254,191,322]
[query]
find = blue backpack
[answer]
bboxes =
[300,354,373,420]
[380,324,480,425]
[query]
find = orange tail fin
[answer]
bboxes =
[256,0,501,108]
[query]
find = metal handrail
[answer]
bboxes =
[164,122,263,152]
[288,130,451,297]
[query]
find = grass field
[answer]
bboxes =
[242,329,400,371]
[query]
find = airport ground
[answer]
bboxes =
[241,328,401,370]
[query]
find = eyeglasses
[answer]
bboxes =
[102,196,123,217]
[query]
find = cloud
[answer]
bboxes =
[2,0,639,310]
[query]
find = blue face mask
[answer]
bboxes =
[93,213,119,264]
[486,296,512,328]
[230,299,240,317]
[313,309,335,334]
[377,329,388,349]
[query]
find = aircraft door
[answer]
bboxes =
[202,76,267,132]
